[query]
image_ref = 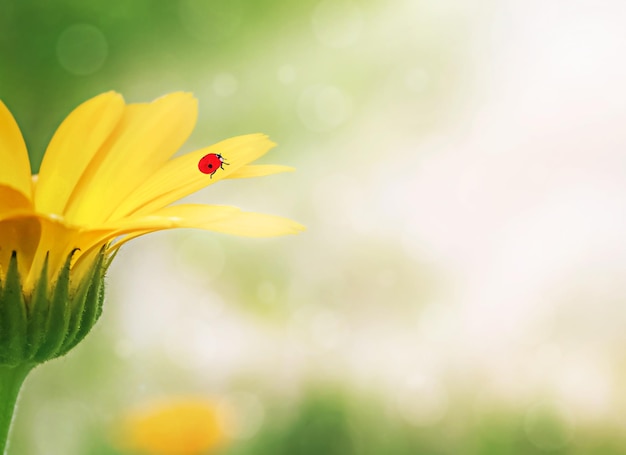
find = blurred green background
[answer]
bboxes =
[4,0,626,453]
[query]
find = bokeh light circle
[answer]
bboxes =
[213,72,238,97]
[524,402,573,451]
[56,24,108,76]
[395,375,449,427]
[297,84,352,132]
[277,64,297,84]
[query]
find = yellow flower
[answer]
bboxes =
[0,92,304,365]
[117,397,226,455]
[1,91,303,288]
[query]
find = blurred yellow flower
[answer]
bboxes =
[118,397,227,455]
[0,92,304,366]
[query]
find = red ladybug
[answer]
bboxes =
[198,153,229,177]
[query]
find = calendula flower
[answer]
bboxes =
[117,397,226,455]
[0,92,303,452]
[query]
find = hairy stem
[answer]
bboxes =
[0,364,33,454]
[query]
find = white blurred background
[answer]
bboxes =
[109,0,626,430]
[7,0,626,453]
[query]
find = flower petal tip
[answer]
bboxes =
[98,91,126,104]
[287,222,307,235]
[254,133,276,148]
[155,91,197,104]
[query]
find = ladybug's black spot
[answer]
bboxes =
[208,164,213,168]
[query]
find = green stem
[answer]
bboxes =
[0,364,33,455]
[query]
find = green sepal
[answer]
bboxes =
[0,253,28,366]
[24,254,50,359]
[32,252,74,362]
[56,249,106,357]
[0,249,109,366]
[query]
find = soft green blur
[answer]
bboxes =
[3,0,626,454]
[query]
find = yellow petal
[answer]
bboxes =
[108,134,275,220]
[98,205,241,247]
[0,212,83,289]
[25,214,76,289]
[0,214,41,282]
[64,205,240,262]
[0,184,33,215]
[225,164,294,179]
[64,93,198,225]
[105,204,304,251]
[194,208,306,237]
[35,92,125,215]
[0,100,32,201]
[0,211,108,290]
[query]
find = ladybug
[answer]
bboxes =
[198,153,229,177]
